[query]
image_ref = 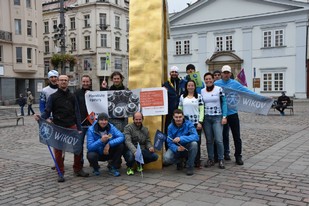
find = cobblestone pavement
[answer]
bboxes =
[0,101,308,206]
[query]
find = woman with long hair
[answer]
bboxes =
[201,72,227,169]
[178,80,204,168]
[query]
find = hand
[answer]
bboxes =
[101,80,107,88]
[173,137,180,143]
[103,143,110,155]
[221,117,227,125]
[101,134,109,143]
[34,114,40,121]
[149,147,154,153]
[46,119,52,123]
[78,131,82,134]
[196,122,202,130]
[177,146,186,152]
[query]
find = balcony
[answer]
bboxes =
[0,30,12,42]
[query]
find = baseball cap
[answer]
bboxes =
[221,65,231,73]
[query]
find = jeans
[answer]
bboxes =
[27,104,35,115]
[163,141,198,168]
[203,115,224,160]
[223,113,242,158]
[87,143,124,170]
[124,147,158,167]
[20,106,24,116]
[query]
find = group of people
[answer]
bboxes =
[162,64,259,176]
[17,90,35,116]
[34,70,158,182]
[33,63,262,182]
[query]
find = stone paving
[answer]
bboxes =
[0,101,309,206]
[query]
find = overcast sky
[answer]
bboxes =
[167,0,198,13]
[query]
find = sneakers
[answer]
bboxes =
[93,168,101,176]
[74,169,89,177]
[109,166,121,177]
[186,167,194,176]
[57,176,65,183]
[126,167,134,175]
[204,159,215,168]
[236,157,244,165]
[218,160,225,169]
[224,155,231,161]
[136,165,143,172]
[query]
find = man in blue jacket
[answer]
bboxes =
[163,109,198,176]
[87,113,124,176]
[214,65,256,165]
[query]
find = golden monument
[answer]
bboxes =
[128,0,169,169]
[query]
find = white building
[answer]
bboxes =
[168,0,309,98]
[42,0,129,91]
[0,0,44,105]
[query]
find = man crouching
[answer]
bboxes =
[163,109,198,175]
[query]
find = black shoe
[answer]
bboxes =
[224,155,231,161]
[57,176,65,183]
[204,159,214,168]
[218,160,225,169]
[186,167,194,176]
[74,169,89,177]
[236,157,244,165]
[51,166,56,170]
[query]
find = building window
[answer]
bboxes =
[115,37,120,50]
[100,57,107,70]
[263,29,284,48]
[101,34,107,47]
[44,61,50,76]
[44,41,49,53]
[86,0,89,3]
[16,47,22,63]
[115,58,122,70]
[26,0,31,8]
[115,16,120,29]
[0,46,2,62]
[99,13,107,30]
[70,17,76,30]
[115,0,119,5]
[126,18,129,32]
[27,48,32,63]
[15,19,22,35]
[14,0,20,5]
[262,72,284,91]
[127,39,129,52]
[27,21,32,36]
[84,36,90,49]
[84,15,90,28]
[70,38,76,51]
[44,22,49,34]
[175,40,190,55]
[216,35,233,51]
[53,20,57,32]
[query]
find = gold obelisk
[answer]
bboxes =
[128,0,169,169]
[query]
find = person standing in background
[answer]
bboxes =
[27,91,35,116]
[17,93,26,116]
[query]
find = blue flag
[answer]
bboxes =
[135,143,144,164]
[154,130,167,151]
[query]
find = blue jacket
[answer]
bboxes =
[215,79,256,116]
[163,78,186,115]
[167,119,199,153]
[87,121,125,156]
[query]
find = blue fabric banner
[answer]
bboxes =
[153,130,167,151]
[135,143,144,164]
[38,118,82,155]
[224,87,274,115]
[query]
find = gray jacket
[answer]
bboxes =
[124,123,153,154]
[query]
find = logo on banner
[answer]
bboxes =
[226,91,240,107]
[40,123,53,140]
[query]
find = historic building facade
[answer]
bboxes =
[168,0,309,98]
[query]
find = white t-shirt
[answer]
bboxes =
[201,86,224,116]
[179,94,203,125]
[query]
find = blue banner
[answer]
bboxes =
[154,130,167,151]
[224,87,274,115]
[38,118,83,155]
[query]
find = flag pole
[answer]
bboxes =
[46,141,63,178]
[167,136,188,151]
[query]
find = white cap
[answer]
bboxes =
[48,70,59,78]
[221,65,231,73]
[170,66,179,73]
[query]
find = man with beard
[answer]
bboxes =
[162,66,186,140]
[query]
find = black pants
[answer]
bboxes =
[223,113,242,158]
[87,143,124,170]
